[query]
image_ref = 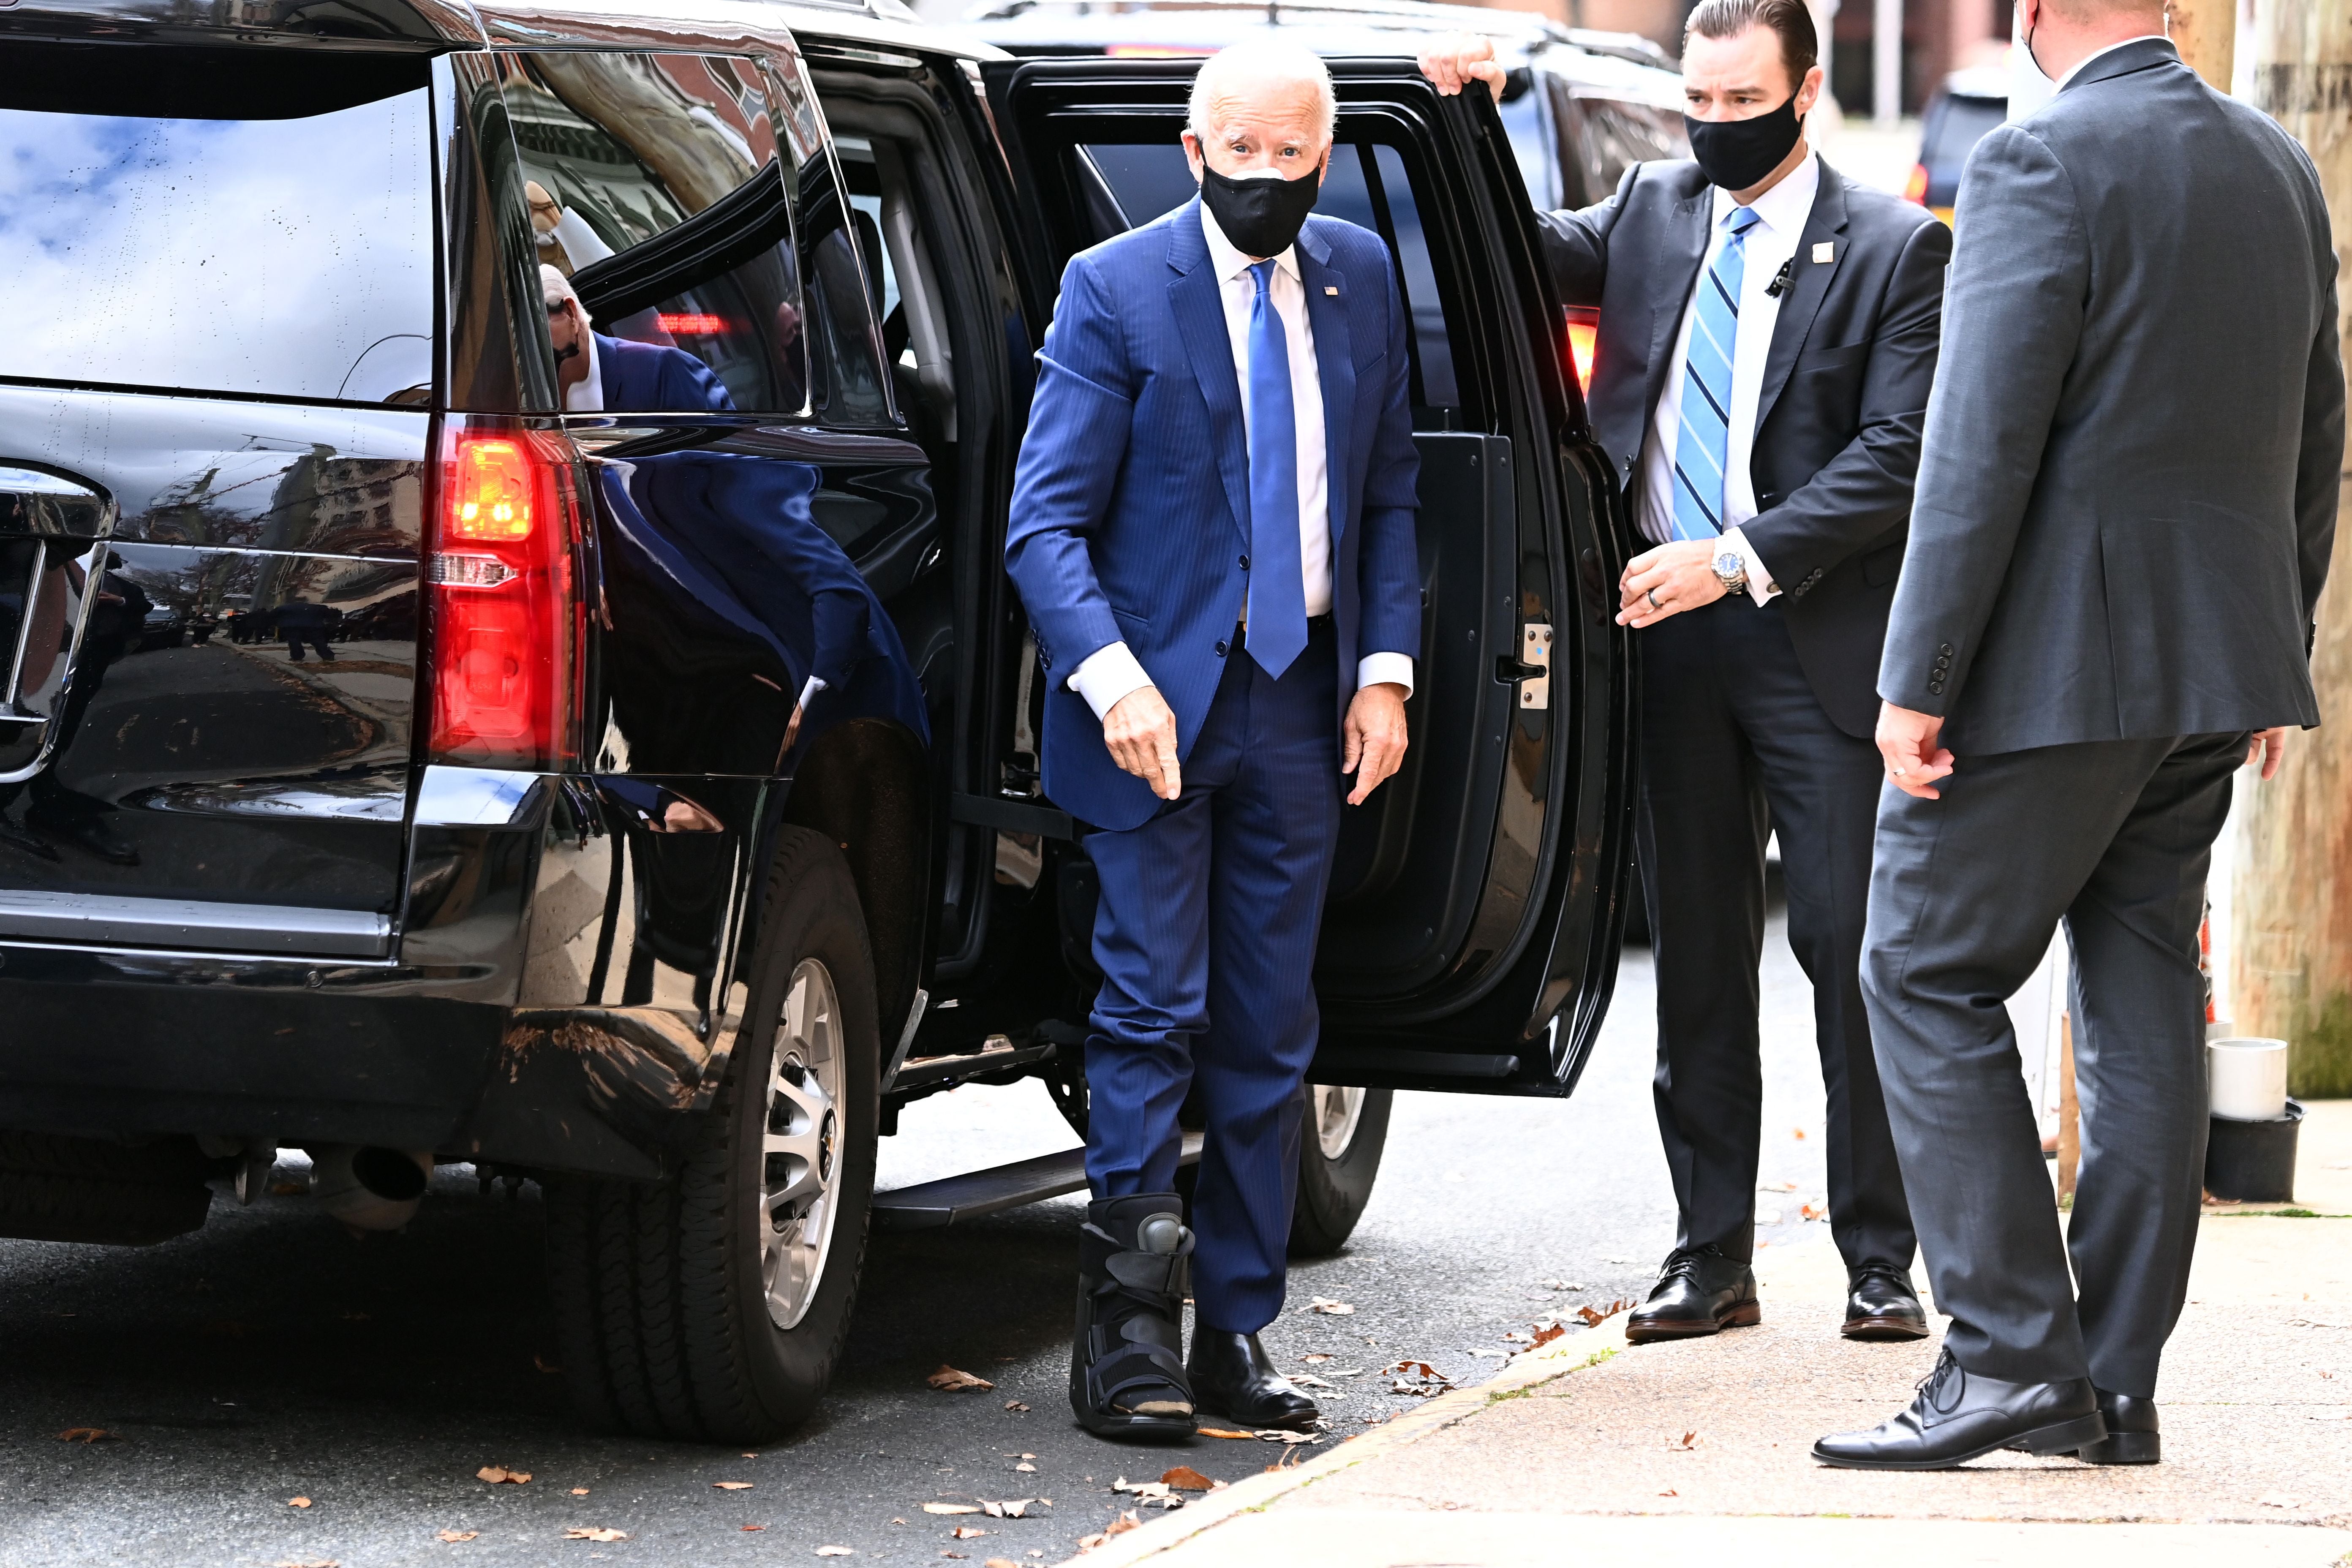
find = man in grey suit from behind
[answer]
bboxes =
[1815,0,2343,1471]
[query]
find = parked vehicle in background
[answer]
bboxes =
[0,0,1638,1445]
[1906,65,2006,224]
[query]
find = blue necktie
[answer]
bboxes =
[1671,206,1761,541]
[1244,259,1307,679]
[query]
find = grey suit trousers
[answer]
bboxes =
[1861,731,2245,1397]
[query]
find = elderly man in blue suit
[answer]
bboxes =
[1005,41,1421,1443]
[541,266,734,414]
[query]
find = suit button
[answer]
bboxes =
[1239,554,1250,569]
[1214,640,1228,658]
[1939,643,1953,655]
[1928,681,1945,695]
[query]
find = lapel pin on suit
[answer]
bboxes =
[1813,241,1836,264]
[1324,285,1339,295]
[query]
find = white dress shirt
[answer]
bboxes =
[563,329,604,412]
[2057,33,2170,85]
[1066,202,1416,719]
[1637,150,1822,604]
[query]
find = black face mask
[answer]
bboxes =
[1198,161,1323,259]
[1684,93,1804,192]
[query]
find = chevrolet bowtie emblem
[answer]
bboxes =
[1813,241,1836,264]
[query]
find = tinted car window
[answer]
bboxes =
[0,44,433,406]
[1924,94,2006,170]
[1078,137,1459,409]
[503,52,814,415]
[1562,93,1687,200]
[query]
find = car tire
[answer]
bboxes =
[1287,1084,1391,1258]
[543,825,880,1443]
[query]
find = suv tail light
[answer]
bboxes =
[1903,163,1930,206]
[427,423,586,769]
[1563,307,1599,395]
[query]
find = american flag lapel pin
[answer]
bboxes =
[1813,241,1836,264]
[1325,285,1339,295]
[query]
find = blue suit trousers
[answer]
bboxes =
[1082,621,1342,1335]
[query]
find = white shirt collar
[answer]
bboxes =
[564,329,603,412]
[2058,33,2171,87]
[1709,148,1820,237]
[1200,199,1301,286]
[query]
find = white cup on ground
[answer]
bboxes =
[2208,1037,2290,1122]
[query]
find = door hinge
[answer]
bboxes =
[1498,623,1552,709]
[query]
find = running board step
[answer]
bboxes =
[871,1131,1204,1231]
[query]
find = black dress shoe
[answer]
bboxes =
[1068,1194,1197,1443]
[2077,1388,2159,1464]
[1186,1329,1318,1432]
[1843,1264,1930,1341]
[1625,1247,1759,1344]
[0,816,57,862]
[1813,1349,2105,1470]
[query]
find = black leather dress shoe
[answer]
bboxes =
[1625,1247,1759,1344]
[1186,1330,1318,1432]
[1842,1264,1930,1341]
[1813,1349,2105,1470]
[2077,1388,2159,1464]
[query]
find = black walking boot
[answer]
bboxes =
[2075,1389,2160,1464]
[1069,1193,1198,1443]
[1813,1349,2105,1470]
[1187,1330,1318,1432]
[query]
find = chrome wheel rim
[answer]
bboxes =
[1310,1083,1365,1162]
[760,958,844,1331]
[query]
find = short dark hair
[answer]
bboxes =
[1684,0,1820,91]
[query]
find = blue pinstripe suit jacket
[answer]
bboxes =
[1005,199,1422,832]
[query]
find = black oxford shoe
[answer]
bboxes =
[1842,1264,1930,1341]
[1625,1247,1759,1345]
[1813,1349,2105,1470]
[2077,1389,2160,1464]
[1186,1330,1318,1432]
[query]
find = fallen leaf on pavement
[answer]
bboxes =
[56,1428,114,1443]
[1307,1297,1355,1316]
[742,1525,764,1532]
[570,1488,590,1497]
[2257,1494,2301,1509]
[951,1525,991,1539]
[1576,1305,1607,1326]
[986,1560,1020,1568]
[1301,1352,1333,1363]
[1361,1413,1388,1424]
[1539,1280,1586,1291]
[1002,1400,1030,1412]
[1666,1432,1701,1451]
[1293,1373,1336,1389]
[1503,1331,1534,1344]
[1801,1203,1826,1221]
[941,1554,966,1561]
[1529,1325,1565,1349]
[1014,1462,1035,1472]
[1198,1427,1255,1439]
[562,1528,629,1542]
[477,1466,532,1484]
[1465,1348,1505,1358]
[979,1499,1033,1518]
[922,1503,982,1515]
[816,1549,854,1557]
[713,1481,754,1490]
[1111,1477,1174,1500]
[1160,1467,1214,1491]
[1256,1429,1316,1444]
[437,1530,479,1543]
[928,1365,994,1392]
[1658,1489,1678,1498]
[289,1497,313,1509]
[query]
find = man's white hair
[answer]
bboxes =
[540,262,592,325]
[1186,39,1338,144]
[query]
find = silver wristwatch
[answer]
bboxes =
[1711,548,1748,597]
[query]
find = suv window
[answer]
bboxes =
[504,52,824,416]
[0,44,434,406]
[1078,137,1460,411]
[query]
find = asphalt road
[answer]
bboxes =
[0,901,1843,1566]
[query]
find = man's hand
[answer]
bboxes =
[1344,682,1410,806]
[1878,701,1955,799]
[1419,33,1507,100]
[1618,541,1729,628]
[1104,686,1182,801]
[2248,726,2289,780]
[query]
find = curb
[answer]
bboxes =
[1058,1315,1633,1567]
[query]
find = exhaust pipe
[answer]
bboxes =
[308,1145,433,1231]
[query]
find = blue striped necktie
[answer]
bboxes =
[1671,206,1762,541]
[1244,259,1307,678]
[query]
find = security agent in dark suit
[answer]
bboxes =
[1426,0,1949,1348]
[1818,3,2342,1470]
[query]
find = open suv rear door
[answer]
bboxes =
[980,57,1635,1097]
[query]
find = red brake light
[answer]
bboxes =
[1564,307,1599,395]
[654,311,728,337]
[1903,163,1930,205]
[429,425,583,769]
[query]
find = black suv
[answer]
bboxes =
[0,0,1633,1443]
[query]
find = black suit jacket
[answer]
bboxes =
[1539,157,1950,737]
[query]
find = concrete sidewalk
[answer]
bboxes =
[1070,1103,2352,1568]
